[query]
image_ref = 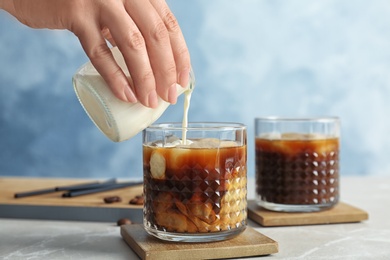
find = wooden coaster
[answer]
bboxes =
[120,224,278,260]
[248,200,369,227]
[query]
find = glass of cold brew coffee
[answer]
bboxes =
[255,117,340,212]
[143,123,247,242]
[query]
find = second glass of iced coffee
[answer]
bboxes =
[143,122,247,242]
[255,117,340,212]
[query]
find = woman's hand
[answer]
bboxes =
[1,0,191,108]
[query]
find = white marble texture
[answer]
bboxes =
[0,220,135,260]
[1,176,389,260]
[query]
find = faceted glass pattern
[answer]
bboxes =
[143,143,247,242]
[255,137,339,212]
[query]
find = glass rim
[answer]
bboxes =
[255,116,340,123]
[146,122,246,131]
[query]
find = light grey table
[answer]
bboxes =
[1,176,389,260]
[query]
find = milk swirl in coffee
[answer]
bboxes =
[142,72,247,241]
[143,139,247,234]
[143,123,247,240]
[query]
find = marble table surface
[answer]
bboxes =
[0,176,389,260]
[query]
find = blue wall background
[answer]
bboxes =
[1,0,390,179]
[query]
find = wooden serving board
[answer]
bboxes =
[247,200,369,227]
[121,224,278,260]
[0,177,143,222]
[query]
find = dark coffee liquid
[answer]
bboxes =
[143,144,247,233]
[255,137,339,205]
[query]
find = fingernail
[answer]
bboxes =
[124,86,137,103]
[168,83,177,104]
[147,91,159,108]
[178,68,190,88]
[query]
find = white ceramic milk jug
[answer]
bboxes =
[73,47,195,142]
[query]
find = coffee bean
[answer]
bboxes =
[104,196,122,204]
[117,218,132,226]
[129,195,144,205]
[129,198,139,205]
[137,196,144,204]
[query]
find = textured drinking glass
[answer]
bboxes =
[143,123,247,242]
[255,117,340,212]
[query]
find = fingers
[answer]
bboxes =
[123,0,179,104]
[101,27,116,47]
[75,0,190,107]
[74,18,137,104]
[150,0,191,89]
[102,3,159,108]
